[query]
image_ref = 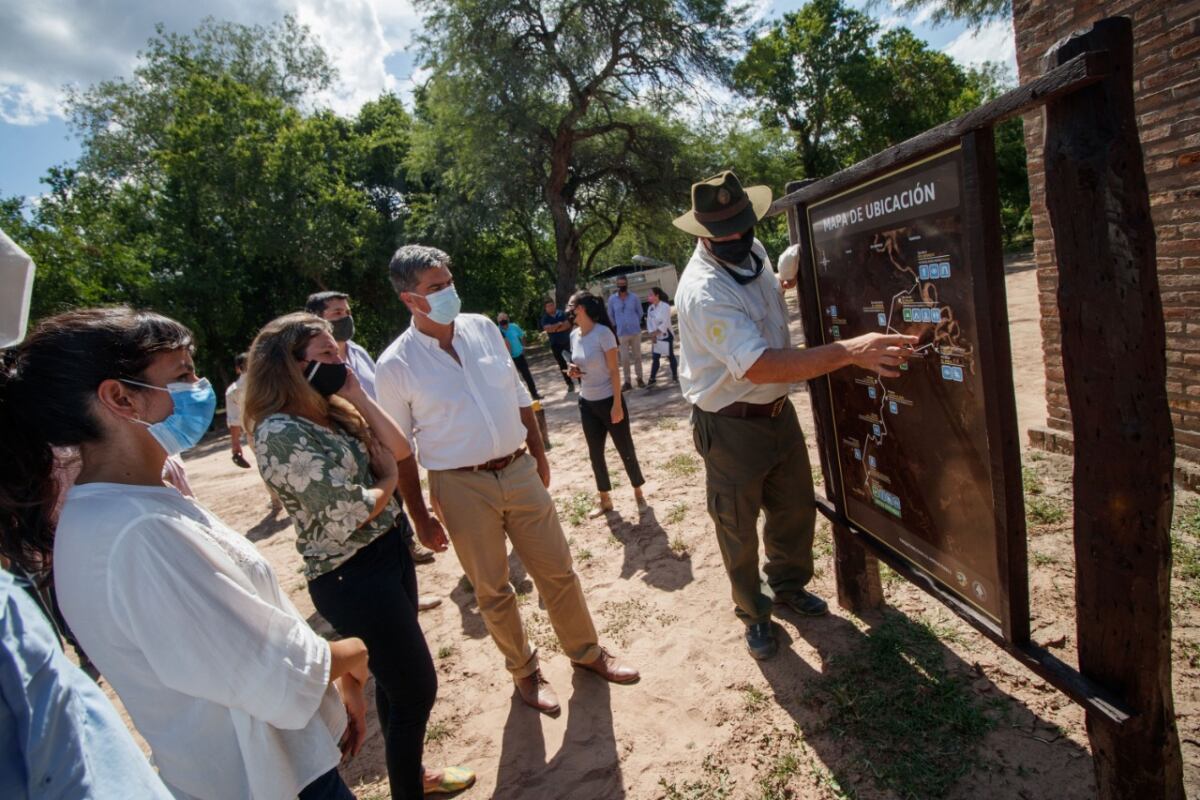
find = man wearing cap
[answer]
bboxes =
[673,171,916,660]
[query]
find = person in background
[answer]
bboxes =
[673,171,915,661]
[565,291,647,517]
[645,287,678,386]
[247,313,471,799]
[1,565,174,799]
[306,291,378,400]
[497,312,541,400]
[376,245,638,716]
[227,352,253,468]
[539,298,575,395]
[306,291,435,565]
[606,276,645,391]
[227,351,284,514]
[1,307,370,800]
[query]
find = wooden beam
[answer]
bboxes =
[769,49,1111,215]
[784,178,884,613]
[1042,17,1184,800]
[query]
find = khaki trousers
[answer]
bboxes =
[428,453,601,678]
[692,400,817,625]
[617,333,644,384]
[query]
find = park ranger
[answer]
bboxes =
[673,171,916,660]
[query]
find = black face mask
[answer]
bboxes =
[305,360,348,396]
[330,315,355,343]
[566,309,577,324]
[617,285,628,294]
[708,227,756,266]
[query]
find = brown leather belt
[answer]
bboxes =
[714,396,789,419]
[456,448,526,472]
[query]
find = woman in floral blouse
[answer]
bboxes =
[245,313,473,800]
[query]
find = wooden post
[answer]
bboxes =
[1043,17,1183,799]
[785,179,883,613]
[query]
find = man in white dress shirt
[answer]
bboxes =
[376,245,638,714]
[673,171,916,661]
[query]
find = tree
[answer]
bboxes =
[413,0,747,304]
[881,0,1010,29]
[733,0,877,179]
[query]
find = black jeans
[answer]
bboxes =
[512,353,541,398]
[299,768,356,800]
[308,526,436,800]
[579,394,645,492]
[650,331,678,382]
[550,340,574,389]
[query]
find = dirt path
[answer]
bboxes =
[153,257,1199,799]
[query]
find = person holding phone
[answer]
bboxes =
[566,291,647,517]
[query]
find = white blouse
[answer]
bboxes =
[54,483,345,800]
[647,301,673,339]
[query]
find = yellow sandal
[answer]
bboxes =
[424,765,476,795]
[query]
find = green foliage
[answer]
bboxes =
[11,17,410,388]
[881,0,1011,30]
[412,0,746,303]
[734,0,1030,247]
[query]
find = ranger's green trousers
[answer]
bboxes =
[692,400,817,625]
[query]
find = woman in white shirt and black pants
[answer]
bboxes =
[646,287,678,384]
[0,307,370,800]
[566,291,647,516]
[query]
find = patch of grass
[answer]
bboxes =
[1031,550,1057,567]
[1180,639,1200,668]
[1171,500,1200,606]
[599,597,679,647]
[811,467,825,486]
[576,547,593,563]
[522,609,562,654]
[424,719,453,744]
[656,417,681,432]
[558,491,594,527]
[666,501,689,526]
[670,534,689,555]
[757,751,804,800]
[809,613,994,798]
[741,683,768,713]
[659,755,734,800]
[436,644,455,659]
[1026,495,1067,526]
[1021,465,1044,496]
[663,453,701,479]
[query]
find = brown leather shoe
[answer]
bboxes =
[514,669,560,714]
[572,647,640,684]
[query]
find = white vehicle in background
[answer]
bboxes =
[1,227,35,347]
[585,255,679,316]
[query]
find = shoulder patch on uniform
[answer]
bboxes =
[707,322,726,345]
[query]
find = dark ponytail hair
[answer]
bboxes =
[651,287,670,304]
[0,307,193,571]
[568,290,615,335]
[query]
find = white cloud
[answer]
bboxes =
[942,17,1016,70]
[0,0,422,125]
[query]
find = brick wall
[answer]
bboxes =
[1014,0,1200,476]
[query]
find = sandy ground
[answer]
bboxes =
[104,254,1199,799]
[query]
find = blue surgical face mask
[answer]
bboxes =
[415,284,462,326]
[121,377,217,455]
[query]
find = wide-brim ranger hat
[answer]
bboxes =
[672,171,773,238]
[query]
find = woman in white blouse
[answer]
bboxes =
[0,307,369,800]
[646,287,678,385]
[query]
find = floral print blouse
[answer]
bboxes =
[254,413,399,579]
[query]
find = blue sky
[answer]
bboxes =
[0,0,1015,202]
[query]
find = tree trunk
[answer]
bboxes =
[545,132,583,306]
[1043,17,1183,799]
